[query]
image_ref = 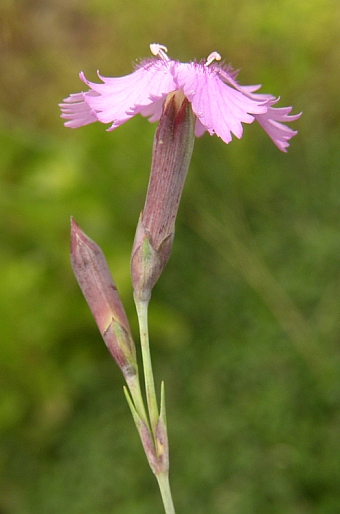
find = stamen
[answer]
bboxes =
[150,43,170,61]
[205,51,222,67]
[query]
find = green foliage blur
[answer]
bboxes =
[1,0,340,512]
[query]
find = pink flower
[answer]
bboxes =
[60,44,301,152]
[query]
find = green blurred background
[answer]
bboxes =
[1,0,340,512]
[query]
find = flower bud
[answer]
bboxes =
[131,92,195,301]
[70,218,137,379]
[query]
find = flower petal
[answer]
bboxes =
[255,105,302,152]
[139,97,165,123]
[175,63,267,144]
[194,118,207,137]
[81,60,177,129]
[59,92,99,128]
[234,84,302,152]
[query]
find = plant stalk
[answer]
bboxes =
[134,297,159,433]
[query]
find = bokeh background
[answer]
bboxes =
[1,0,340,512]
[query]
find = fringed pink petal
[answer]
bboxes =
[255,106,302,152]
[59,92,99,128]
[79,60,176,129]
[175,62,267,145]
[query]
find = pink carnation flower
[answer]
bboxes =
[60,44,301,152]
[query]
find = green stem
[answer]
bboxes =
[156,472,176,514]
[134,298,176,513]
[134,297,159,433]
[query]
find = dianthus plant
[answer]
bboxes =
[60,44,300,514]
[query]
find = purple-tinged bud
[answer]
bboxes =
[70,218,137,379]
[131,92,195,301]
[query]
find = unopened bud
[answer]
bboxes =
[131,92,195,301]
[70,218,137,379]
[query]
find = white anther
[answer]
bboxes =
[205,51,222,67]
[150,43,170,61]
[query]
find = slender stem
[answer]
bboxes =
[134,297,159,432]
[156,472,176,514]
[134,298,176,513]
